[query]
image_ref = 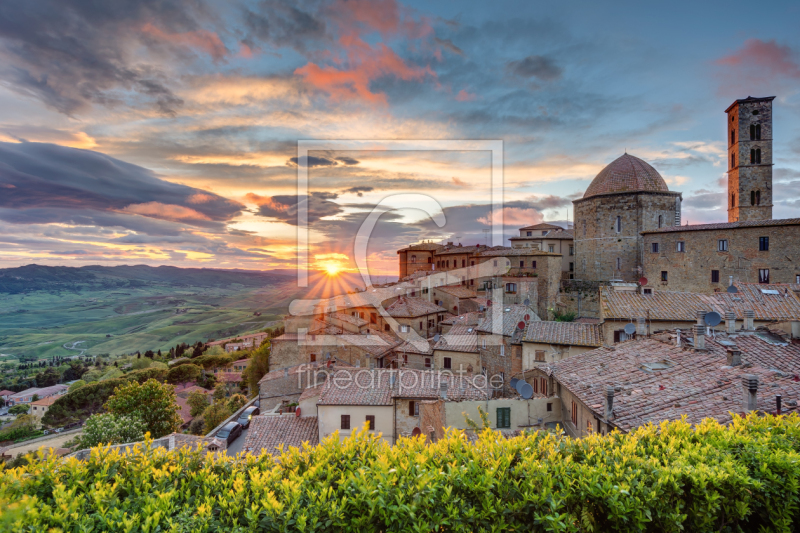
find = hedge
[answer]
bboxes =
[2,413,799,532]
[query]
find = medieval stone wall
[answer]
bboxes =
[728,99,773,222]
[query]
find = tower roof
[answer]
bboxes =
[583,154,668,199]
[724,96,775,113]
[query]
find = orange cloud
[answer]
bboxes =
[141,22,228,61]
[451,177,470,187]
[187,193,216,204]
[716,39,800,78]
[455,89,476,102]
[122,202,211,222]
[477,207,542,227]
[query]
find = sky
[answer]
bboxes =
[0,0,799,277]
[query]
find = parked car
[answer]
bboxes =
[237,406,260,428]
[216,422,242,445]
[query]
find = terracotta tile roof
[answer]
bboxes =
[434,285,478,298]
[440,311,483,326]
[337,329,400,356]
[243,416,319,455]
[510,229,574,241]
[434,244,490,256]
[317,368,488,406]
[175,396,193,425]
[519,222,564,231]
[523,321,604,347]
[397,243,442,253]
[641,217,800,234]
[385,296,446,318]
[298,384,324,403]
[0,390,15,397]
[582,154,670,199]
[476,247,560,257]
[217,372,243,383]
[331,312,368,326]
[433,324,478,353]
[393,339,434,355]
[476,304,538,337]
[575,317,601,324]
[601,283,800,322]
[542,330,800,432]
[175,385,213,399]
[30,396,58,407]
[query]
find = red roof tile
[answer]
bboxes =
[583,154,669,199]
[523,321,603,347]
[641,217,800,234]
[243,416,319,455]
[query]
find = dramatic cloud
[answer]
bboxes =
[716,39,800,79]
[507,55,563,81]
[247,191,342,223]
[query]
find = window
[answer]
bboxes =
[341,415,351,430]
[409,401,418,416]
[756,190,761,205]
[548,245,555,253]
[547,403,552,412]
[500,345,505,357]
[370,312,377,324]
[759,269,770,284]
[542,231,548,236]
[661,271,668,282]
[759,237,769,251]
[424,357,431,368]
[519,260,524,268]
[569,262,574,271]
[410,255,416,263]
[535,350,545,362]
[541,378,547,396]
[419,321,423,330]
[718,239,728,252]
[493,260,497,267]
[731,153,736,168]
[616,258,621,270]
[750,148,761,164]
[651,243,659,253]
[533,379,538,393]
[365,415,375,430]
[443,357,452,369]
[496,407,511,429]
[711,270,720,283]
[462,259,466,268]
[749,124,755,140]
[731,193,736,208]
[731,129,736,144]
[756,124,761,140]
[532,260,537,268]
[796,274,800,284]
[506,283,517,293]
[384,324,390,332]
[658,215,663,228]
[400,325,409,333]
[615,216,621,233]
[310,353,316,363]
[676,241,685,252]
[427,257,431,263]
[751,124,761,140]
[643,288,653,295]
[571,401,578,426]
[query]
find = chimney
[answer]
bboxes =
[696,309,706,326]
[636,317,647,336]
[744,310,755,331]
[439,380,448,400]
[725,311,737,334]
[742,374,758,412]
[604,386,614,420]
[693,324,705,350]
[726,347,742,366]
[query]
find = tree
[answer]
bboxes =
[213,383,227,402]
[74,413,146,449]
[144,350,155,359]
[104,379,182,438]
[201,403,231,432]
[31,394,40,402]
[34,367,61,387]
[204,345,226,357]
[9,404,30,416]
[226,394,247,413]
[187,417,205,435]
[187,390,210,418]
[68,380,86,393]
[166,364,202,387]
[131,357,152,370]
[243,342,270,396]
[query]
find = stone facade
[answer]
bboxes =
[573,190,681,283]
[641,220,800,293]
[397,242,439,279]
[726,96,774,222]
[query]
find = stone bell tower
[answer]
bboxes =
[726,96,775,222]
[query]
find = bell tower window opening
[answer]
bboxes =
[615,216,621,233]
[731,129,736,144]
[731,193,735,208]
[658,215,663,228]
[751,191,756,206]
[756,124,761,140]
[756,190,761,205]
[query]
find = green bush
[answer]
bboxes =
[73,413,147,449]
[2,414,799,532]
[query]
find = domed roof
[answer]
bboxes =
[583,154,668,199]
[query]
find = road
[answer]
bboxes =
[225,427,249,456]
[6,432,81,457]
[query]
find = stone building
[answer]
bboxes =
[509,223,575,278]
[726,96,774,222]
[397,242,440,279]
[641,218,800,292]
[573,153,682,283]
[521,321,604,367]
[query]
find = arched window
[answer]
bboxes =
[616,258,621,270]
[756,190,761,205]
[731,153,736,168]
[751,191,756,206]
[749,124,755,140]
[731,193,736,208]
[615,216,621,233]
[583,220,586,237]
[750,149,755,164]
[731,130,736,144]
[756,124,761,140]
[756,148,761,164]
[410,255,416,263]
[658,215,663,228]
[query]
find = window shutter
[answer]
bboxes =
[409,401,415,416]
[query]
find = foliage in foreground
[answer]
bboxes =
[72,413,147,449]
[2,414,800,533]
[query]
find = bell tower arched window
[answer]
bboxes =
[658,215,663,228]
[731,193,735,208]
[731,130,735,144]
[751,191,756,206]
[756,190,761,205]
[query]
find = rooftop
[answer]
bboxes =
[30,396,59,407]
[476,304,539,337]
[475,247,561,257]
[582,154,670,200]
[601,283,800,322]
[541,329,800,432]
[640,217,800,234]
[385,296,446,318]
[434,285,478,298]
[523,321,604,347]
[243,415,319,455]
[519,222,564,231]
[433,323,478,353]
[725,95,776,113]
[511,229,574,241]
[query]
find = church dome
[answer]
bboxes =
[583,154,669,198]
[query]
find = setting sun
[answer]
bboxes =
[324,263,342,276]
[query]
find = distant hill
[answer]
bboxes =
[0,264,290,294]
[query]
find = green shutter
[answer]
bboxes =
[497,408,511,429]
